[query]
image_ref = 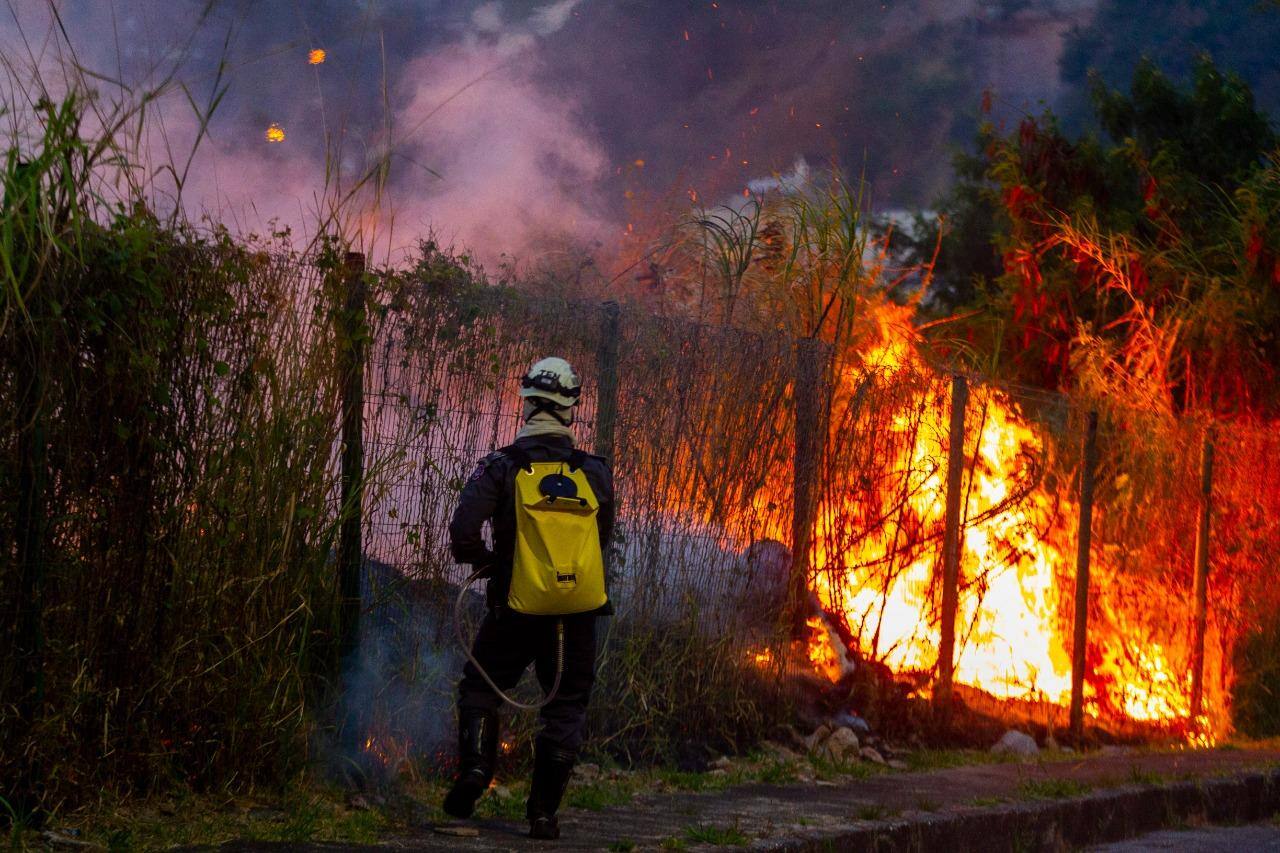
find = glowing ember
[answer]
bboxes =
[265,123,285,143]
[308,48,326,65]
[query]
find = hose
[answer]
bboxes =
[454,567,564,710]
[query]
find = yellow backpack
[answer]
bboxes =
[505,447,607,615]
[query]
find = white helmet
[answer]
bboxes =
[520,356,582,408]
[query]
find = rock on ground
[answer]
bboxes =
[991,729,1039,758]
[818,727,860,763]
[859,746,887,765]
[804,724,832,753]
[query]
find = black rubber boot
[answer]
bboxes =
[443,709,499,819]
[527,739,576,840]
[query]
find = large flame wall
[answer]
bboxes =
[785,301,1277,739]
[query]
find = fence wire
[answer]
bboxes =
[7,254,1280,804]
[354,269,1280,742]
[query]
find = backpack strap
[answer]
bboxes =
[566,449,588,472]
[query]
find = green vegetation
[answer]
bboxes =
[854,803,896,821]
[1127,766,1167,786]
[1,91,355,819]
[905,749,1007,771]
[11,746,916,847]
[19,785,392,850]
[914,55,1280,417]
[567,783,635,812]
[807,755,886,782]
[969,796,1009,807]
[683,821,751,846]
[1232,622,1280,737]
[914,796,940,812]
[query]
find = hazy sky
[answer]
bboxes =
[0,1,1087,267]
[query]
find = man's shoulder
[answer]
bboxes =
[578,451,611,470]
[464,449,514,486]
[575,452,613,490]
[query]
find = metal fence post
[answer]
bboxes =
[1190,429,1215,720]
[594,301,621,462]
[337,251,367,663]
[935,373,969,715]
[790,337,825,634]
[1069,410,1099,741]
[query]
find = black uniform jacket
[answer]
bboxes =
[448,434,615,614]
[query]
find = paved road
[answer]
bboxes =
[1092,822,1280,851]
[210,748,1280,851]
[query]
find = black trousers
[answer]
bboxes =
[457,610,597,752]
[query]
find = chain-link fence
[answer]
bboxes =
[8,248,1280,806]
[350,262,1280,757]
[346,272,803,766]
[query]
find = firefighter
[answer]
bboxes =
[444,356,614,840]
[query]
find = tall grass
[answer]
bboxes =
[0,91,358,816]
[0,0,427,816]
[676,171,889,349]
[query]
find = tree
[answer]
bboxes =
[1059,0,1280,129]
[916,57,1280,417]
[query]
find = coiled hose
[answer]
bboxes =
[454,567,564,710]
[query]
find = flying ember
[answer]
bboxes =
[265,123,285,143]
[308,48,326,65]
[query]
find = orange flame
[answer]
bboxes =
[265,123,285,144]
[756,300,1213,738]
[362,731,414,775]
[805,616,848,683]
[308,48,327,65]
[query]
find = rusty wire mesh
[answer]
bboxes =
[354,269,1280,748]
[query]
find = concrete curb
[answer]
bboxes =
[763,769,1280,852]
